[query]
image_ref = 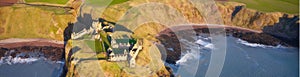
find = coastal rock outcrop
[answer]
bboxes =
[0,46,64,61]
[217,2,299,47]
[157,25,290,64]
[263,14,299,47]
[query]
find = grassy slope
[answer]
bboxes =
[25,0,69,4]
[86,0,129,6]
[99,61,123,77]
[85,39,107,53]
[85,40,97,52]
[110,0,129,5]
[230,0,299,14]
[0,5,75,40]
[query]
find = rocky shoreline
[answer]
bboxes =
[0,39,64,61]
[156,25,295,64]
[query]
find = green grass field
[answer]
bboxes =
[0,5,74,40]
[230,0,299,14]
[25,0,69,4]
[84,31,111,53]
[85,40,97,51]
[86,0,128,6]
[110,0,129,5]
[85,39,104,53]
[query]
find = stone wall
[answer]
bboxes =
[109,54,128,61]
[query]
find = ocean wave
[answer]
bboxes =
[172,40,207,76]
[176,46,201,65]
[0,56,40,65]
[237,39,284,48]
[11,57,39,64]
[197,36,211,40]
[204,43,214,49]
[195,39,214,49]
[176,52,196,65]
[55,61,65,64]
[168,36,213,76]
[176,37,211,65]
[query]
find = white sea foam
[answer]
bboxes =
[173,40,206,76]
[204,43,214,49]
[11,57,39,64]
[0,56,39,65]
[167,48,175,52]
[176,46,201,66]
[0,57,3,64]
[176,51,194,65]
[176,37,212,66]
[195,39,214,49]
[197,36,211,40]
[237,39,284,48]
[55,61,65,64]
[0,56,65,65]
[195,39,209,46]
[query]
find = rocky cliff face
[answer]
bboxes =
[137,1,299,47]
[217,2,299,47]
[263,14,299,47]
[218,2,286,30]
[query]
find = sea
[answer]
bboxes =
[167,36,299,77]
[0,35,298,77]
[0,56,64,77]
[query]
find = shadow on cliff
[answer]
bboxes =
[262,14,299,47]
[60,46,80,77]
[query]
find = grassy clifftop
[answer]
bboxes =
[0,4,76,40]
[0,0,82,40]
[25,0,69,4]
[229,0,299,14]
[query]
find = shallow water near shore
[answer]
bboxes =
[171,36,299,77]
[0,60,64,77]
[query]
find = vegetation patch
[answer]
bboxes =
[35,6,70,15]
[0,27,4,34]
[229,0,299,14]
[0,5,75,40]
[86,0,129,6]
[25,0,69,4]
[85,40,96,51]
[110,0,129,5]
[100,61,122,77]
